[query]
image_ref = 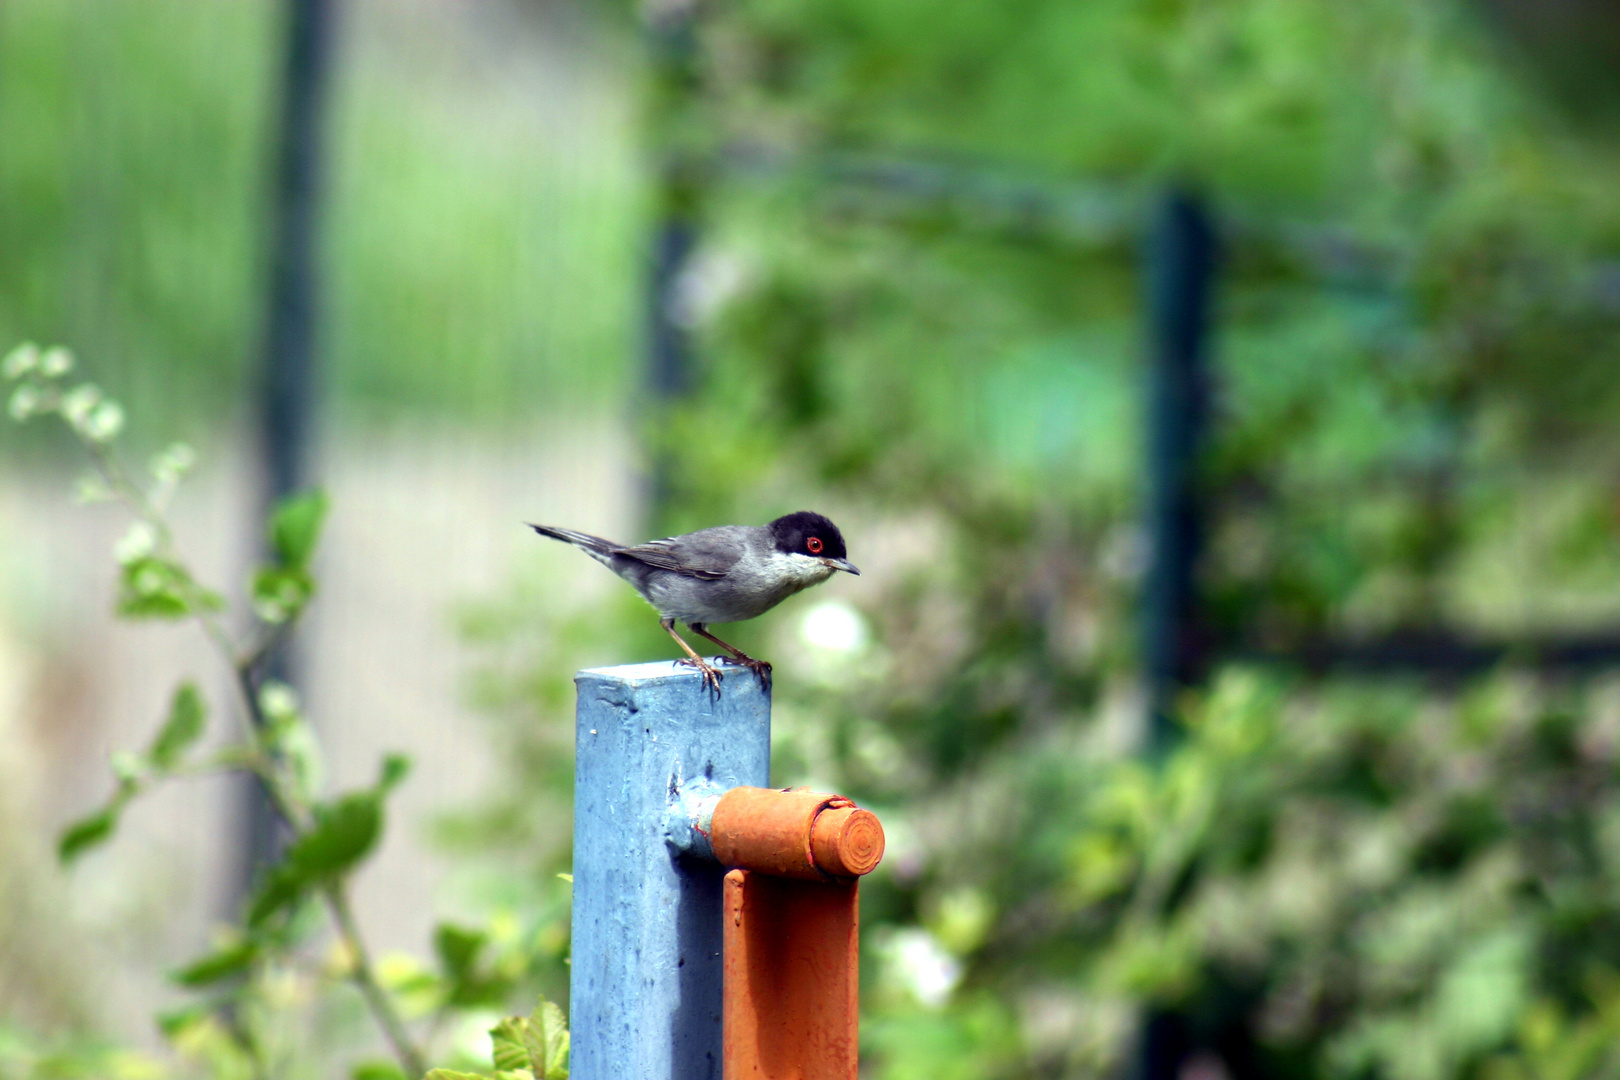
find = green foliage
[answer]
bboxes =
[352,1064,410,1080]
[148,682,206,770]
[545,1,1620,1077]
[249,489,328,622]
[56,682,210,863]
[11,348,452,1078]
[270,489,328,569]
[433,923,518,1008]
[55,803,123,863]
[428,997,569,1080]
[247,755,410,927]
[170,939,260,989]
[248,794,384,926]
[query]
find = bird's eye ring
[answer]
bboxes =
[807,536,824,554]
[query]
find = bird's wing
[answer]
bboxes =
[614,527,743,580]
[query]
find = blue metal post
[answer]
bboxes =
[571,661,772,1080]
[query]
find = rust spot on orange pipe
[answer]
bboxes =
[724,868,859,1080]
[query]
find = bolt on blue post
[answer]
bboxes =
[569,661,772,1080]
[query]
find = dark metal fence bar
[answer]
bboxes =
[241,0,336,892]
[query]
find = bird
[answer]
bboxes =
[527,511,859,693]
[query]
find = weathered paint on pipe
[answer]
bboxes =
[710,787,885,880]
[571,661,771,1080]
[723,869,861,1080]
[708,787,884,1078]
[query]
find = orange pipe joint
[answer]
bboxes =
[701,786,884,1080]
[709,786,885,880]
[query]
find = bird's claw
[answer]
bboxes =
[719,653,772,690]
[677,655,725,695]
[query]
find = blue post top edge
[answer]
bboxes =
[575,660,733,686]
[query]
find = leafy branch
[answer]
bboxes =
[426,998,570,1080]
[7,342,427,1077]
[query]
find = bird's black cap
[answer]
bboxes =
[769,511,848,560]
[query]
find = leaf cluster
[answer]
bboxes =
[427,998,570,1080]
[9,348,450,1078]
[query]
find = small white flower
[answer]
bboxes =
[114,522,158,565]
[2,343,39,379]
[258,680,300,720]
[7,383,40,421]
[152,441,197,482]
[38,346,74,378]
[110,750,145,784]
[84,400,125,442]
[59,384,102,427]
[74,474,114,504]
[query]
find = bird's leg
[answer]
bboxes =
[688,623,771,689]
[662,616,723,694]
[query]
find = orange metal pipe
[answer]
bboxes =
[709,787,885,1080]
[724,870,858,1080]
[710,786,885,880]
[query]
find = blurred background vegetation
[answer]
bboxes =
[5,0,1620,1078]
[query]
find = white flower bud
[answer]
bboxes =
[59,384,102,427]
[7,383,40,421]
[2,343,39,379]
[38,346,74,378]
[84,400,125,442]
[74,474,114,504]
[115,522,158,565]
[152,442,198,482]
[259,681,300,721]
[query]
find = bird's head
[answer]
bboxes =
[768,511,860,576]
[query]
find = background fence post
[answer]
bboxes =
[1141,188,1217,757]
[570,661,772,1080]
[240,0,337,900]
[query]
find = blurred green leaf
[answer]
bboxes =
[249,793,382,925]
[57,805,119,863]
[489,1018,530,1073]
[485,998,568,1079]
[116,556,214,619]
[524,999,569,1080]
[378,753,411,792]
[250,565,314,624]
[434,923,486,983]
[351,1062,408,1080]
[270,489,328,570]
[148,682,206,770]
[156,1003,214,1039]
[171,938,259,987]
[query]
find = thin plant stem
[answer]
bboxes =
[324,881,428,1078]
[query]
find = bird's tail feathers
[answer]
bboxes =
[527,523,622,564]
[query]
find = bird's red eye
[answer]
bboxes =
[807,536,824,554]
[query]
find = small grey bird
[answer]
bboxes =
[527,511,859,692]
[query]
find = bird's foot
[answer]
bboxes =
[719,653,773,690]
[677,654,725,695]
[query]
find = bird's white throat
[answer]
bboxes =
[761,550,837,590]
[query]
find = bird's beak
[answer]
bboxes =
[826,558,860,576]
